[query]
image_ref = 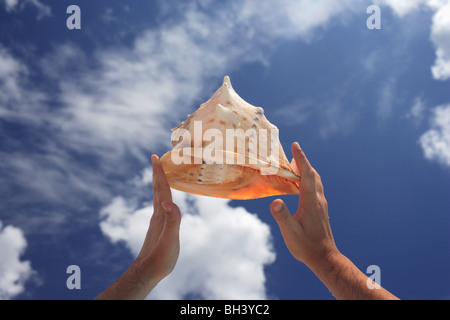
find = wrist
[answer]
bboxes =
[134,256,165,288]
[304,243,342,275]
[307,247,345,285]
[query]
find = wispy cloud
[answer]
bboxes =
[0,0,51,20]
[377,77,398,120]
[0,45,47,124]
[406,96,427,124]
[376,0,426,16]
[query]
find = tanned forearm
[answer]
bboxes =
[95,257,161,300]
[310,252,399,300]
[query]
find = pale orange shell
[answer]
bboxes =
[160,76,299,199]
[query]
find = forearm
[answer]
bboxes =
[310,252,399,300]
[95,257,161,300]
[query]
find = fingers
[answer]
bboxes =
[152,154,172,212]
[291,142,325,194]
[270,199,294,232]
[292,142,317,196]
[292,142,314,179]
[290,157,300,177]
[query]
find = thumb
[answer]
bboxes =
[150,200,181,278]
[161,200,181,233]
[158,200,181,252]
[270,199,294,231]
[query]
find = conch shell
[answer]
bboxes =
[160,76,300,199]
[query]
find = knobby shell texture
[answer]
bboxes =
[160,76,299,199]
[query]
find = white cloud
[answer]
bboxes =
[419,104,450,167]
[99,189,275,300]
[0,221,34,299]
[99,197,151,254]
[377,0,450,81]
[430,1,450,80]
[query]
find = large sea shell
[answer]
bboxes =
[160,76,300,199]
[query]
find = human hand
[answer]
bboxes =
[270,143,399,299]
[137,154,181,276]
[135,154,181,280]
[95,155,181,300]
[270,142,338,270]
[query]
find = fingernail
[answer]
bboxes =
[273,201,282,212]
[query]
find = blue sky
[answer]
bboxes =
[0,0,449,300]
